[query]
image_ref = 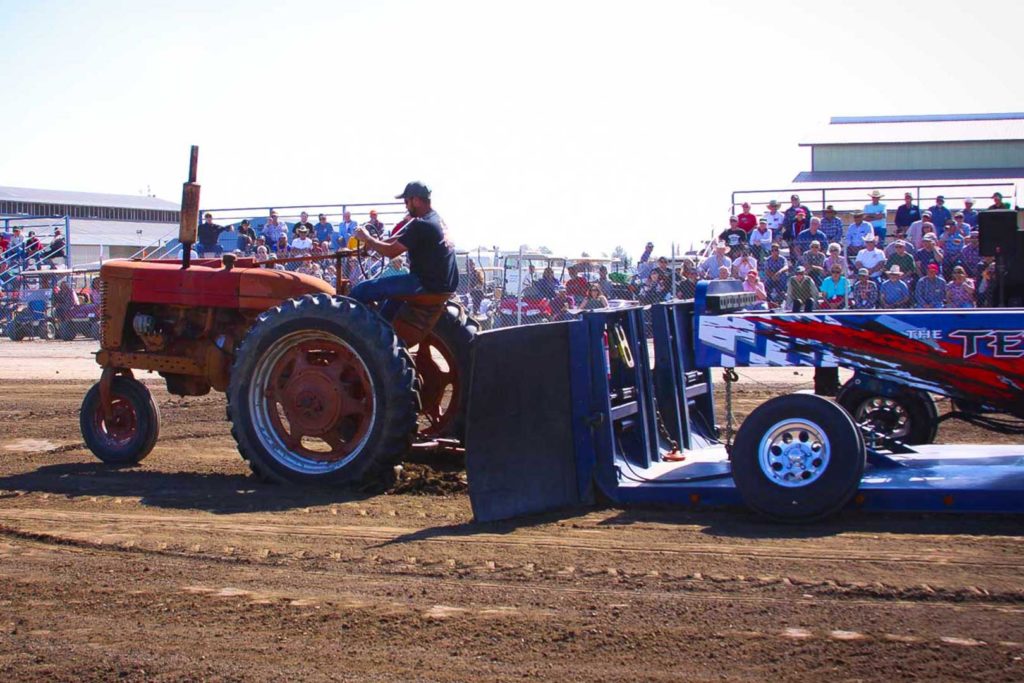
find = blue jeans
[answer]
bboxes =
[350,273,424,320]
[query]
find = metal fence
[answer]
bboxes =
[1,268,101,341]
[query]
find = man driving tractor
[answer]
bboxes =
[351,181,458,319]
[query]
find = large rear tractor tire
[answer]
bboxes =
[836,380,938,446]
[227,294,419,487]
[57,322,76,341]
[731,394,865,523]
[80,376,161,466]
[411,302,476,440]
[8,325,25,341]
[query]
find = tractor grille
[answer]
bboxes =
[98,278,108,346]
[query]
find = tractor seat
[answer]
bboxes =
[388,291,454,347]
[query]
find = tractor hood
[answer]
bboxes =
[101,260,335,310]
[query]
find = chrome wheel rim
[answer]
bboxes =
[757,419,830,488]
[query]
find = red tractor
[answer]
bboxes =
[80,148,475,486]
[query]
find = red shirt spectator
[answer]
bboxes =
[736,202,757,233]
[565,267,588,302]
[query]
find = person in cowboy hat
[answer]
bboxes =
[863,190,888,244]
[290,224,314,252]
[763,199,785,236]
[961,197,980,228]
[879,264,911,308]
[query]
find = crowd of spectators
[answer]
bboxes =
[680,191,1009,311]
[1,226,68,289]
[194,208,403,288]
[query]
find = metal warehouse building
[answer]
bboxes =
[733,112,1024,216]
[0,186,180,267]
[794,112,1024,185]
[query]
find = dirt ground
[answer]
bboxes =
[0,339,1022,682]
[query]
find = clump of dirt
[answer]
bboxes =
[387,449,468,496]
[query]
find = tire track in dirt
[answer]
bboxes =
[1,532,1020,618]
[0,507,1017,569]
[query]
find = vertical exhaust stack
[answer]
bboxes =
[178,145,201,269]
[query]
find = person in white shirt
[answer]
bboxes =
[854,235,886,280]
[762,199,785,237]
[291,225,314,252]
[749,218,774,261]
[733,248,759,280]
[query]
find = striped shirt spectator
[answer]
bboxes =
[945,267,976,308]
[819,207,844,245]
[879,267,911,308]
[849,270,879,309]
[801,247,826,285]
[914,267,946,308]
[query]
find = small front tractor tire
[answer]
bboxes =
[80,376,161,466]
[227,294,419,487]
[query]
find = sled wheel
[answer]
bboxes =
[57,322,76,341]
[836,382,938,445]
[227,294,418,486]
[731,394,865,522]
[80,376,160,466]
[411,305,475,440]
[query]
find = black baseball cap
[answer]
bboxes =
[395,181,431,200]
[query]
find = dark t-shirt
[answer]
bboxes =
[198,222,225,247]
[396,210,458,292]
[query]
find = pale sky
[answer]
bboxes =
[1,0,1021,259]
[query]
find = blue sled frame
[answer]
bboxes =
[465,283,1024,522]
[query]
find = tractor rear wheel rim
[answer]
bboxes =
[757,419,830,488]
[854,397,911,440]
[91,396,139,448]
[250,331,375,473]
[413,333,459,436]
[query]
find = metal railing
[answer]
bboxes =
[730,182,1017,216]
